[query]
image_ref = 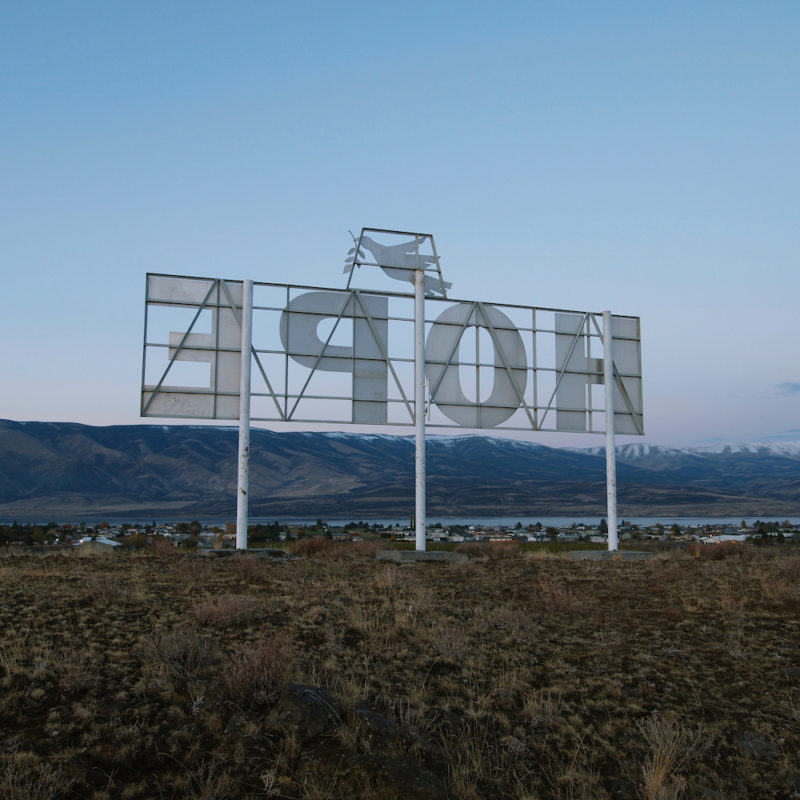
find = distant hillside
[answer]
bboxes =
[1,420,799,520]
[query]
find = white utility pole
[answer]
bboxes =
[603,309,618,551]
[236,279,254,550]
[414,268,426,551]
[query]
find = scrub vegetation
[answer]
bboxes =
[1,542,798,799]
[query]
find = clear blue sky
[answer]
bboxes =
[2,1,798,448]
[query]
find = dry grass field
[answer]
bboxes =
[1,541,799,799]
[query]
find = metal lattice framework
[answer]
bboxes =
[142,275,643,435]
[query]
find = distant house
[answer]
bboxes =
[527,533,551,542]
[77,536,123,555]
[698,533,749,544]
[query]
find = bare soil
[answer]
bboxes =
[1,542,799,799]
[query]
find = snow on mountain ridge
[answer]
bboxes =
[314,431,404,444]
[687,441,800,456]
[310,430,546,451]
[574,440,800,459]
[290,430,800,458]
[611,441,800,458]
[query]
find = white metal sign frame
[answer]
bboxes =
[142,280,643,434]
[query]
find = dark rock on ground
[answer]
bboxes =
[732,730,781,760]
[267,684,341,743]
[351,703,414,752]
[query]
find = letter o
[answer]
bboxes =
[425,303,527,427]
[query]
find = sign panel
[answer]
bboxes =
[142,274,643,435]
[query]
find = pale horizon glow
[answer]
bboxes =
[2,2,798,449]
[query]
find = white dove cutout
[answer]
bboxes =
[344,233,451,297]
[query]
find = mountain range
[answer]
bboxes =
[1,419,799,520]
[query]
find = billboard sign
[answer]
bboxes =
[142,278,643,435]
[141,228,643,553]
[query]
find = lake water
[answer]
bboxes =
[5,514,799,528]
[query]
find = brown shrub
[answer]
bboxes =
[192,594,260,627]
[169,555,213,587]
[637,712,704,800]
[148,625,215,680]
[687,541,746,560]
[151,536,176,555]
[779,556,800,582]
[50,645,96,693]
[429,620,470,661]
[81,572,127,603]
[451,558,481,577]
[221,631,295,706]
[534,575,579,612]
[350,540,382,558]
[288,536,341,558]
[231,552,263,580]
[761,576,800,611]
[169,756,239,800]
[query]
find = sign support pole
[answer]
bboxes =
[236,279,254,550]
[603,310,618,551]
[414,268,426,551]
